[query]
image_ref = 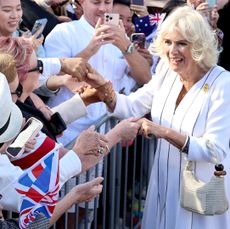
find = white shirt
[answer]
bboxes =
[38,57,61,86]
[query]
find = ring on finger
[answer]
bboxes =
[97,146,104,154]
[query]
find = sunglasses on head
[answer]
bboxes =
[28,59,43,74]
[11,83,23,98]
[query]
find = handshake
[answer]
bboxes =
[72,117,158,174]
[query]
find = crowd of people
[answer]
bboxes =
[0,0,229,228]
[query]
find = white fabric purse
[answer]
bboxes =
[180,161,229,215]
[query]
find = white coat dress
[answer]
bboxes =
[113,61,230,229]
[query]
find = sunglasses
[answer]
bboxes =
[11,83,23,98]
[0,142,4,149]
[28,59,43,74]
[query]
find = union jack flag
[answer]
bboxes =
[149,13,165,26]
[15,147,60,229]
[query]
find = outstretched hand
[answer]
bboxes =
[137,117,164,139]
[114,117,141,142]
[72,177,104,203]
[72,126,109,172]
[74,84,101,105]
[85,65,108,88]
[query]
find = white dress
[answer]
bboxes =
[113,61,230,229]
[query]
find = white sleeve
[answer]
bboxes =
[39,58,61,85]
[187,72,230,163]
[59,150,82,187]
[51,94,88,125]
[0,155,23,212]
[113,78,155,119]
[0,149,82,212]
[113,61,169,119]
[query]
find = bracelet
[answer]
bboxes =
[181,135,190,154]
[37,105,50,111]
[96,81,116,110]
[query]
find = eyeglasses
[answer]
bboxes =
[28,59,43,74]
[11,83,23,98]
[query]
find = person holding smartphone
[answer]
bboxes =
[0,0,46,58]
[0,74,106,228]
[44,0,151,226]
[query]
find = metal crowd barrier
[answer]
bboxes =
[53,114,156,229]
[5,114,156,229]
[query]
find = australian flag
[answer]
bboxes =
[15,147,60,229]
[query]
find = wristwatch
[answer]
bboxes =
[122,43,135,56]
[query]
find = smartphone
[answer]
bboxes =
[31,18,48,38]
[207,0,216,7]
[131,33,146,48]
[131,0,144,6]
[49,112,67,136]
[6,118,43,158]
[104,13,119,25]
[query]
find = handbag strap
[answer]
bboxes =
[185,161,195,171]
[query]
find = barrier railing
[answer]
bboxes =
[4,114,155,229]
[55,114,155,229]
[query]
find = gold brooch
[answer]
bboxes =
[202,83,209,93]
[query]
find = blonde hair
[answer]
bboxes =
[0,37,33,81]
[153,6,218,71]
[0,53,17,83]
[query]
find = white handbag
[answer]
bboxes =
[180,161,229,215]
